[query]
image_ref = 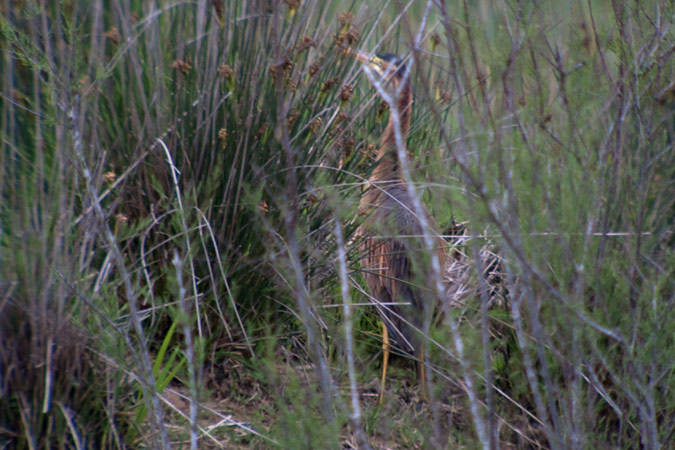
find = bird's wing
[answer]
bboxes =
[360,235,419,354]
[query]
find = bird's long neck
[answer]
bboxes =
[371,80,412,182]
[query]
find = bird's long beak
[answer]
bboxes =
[343,48,385,76]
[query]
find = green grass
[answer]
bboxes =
[1,0,673,448]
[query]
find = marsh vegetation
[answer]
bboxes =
[1,0,673,448]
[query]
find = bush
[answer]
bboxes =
[1,0,672,447]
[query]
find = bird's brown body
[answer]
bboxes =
[346,49,505,403]
[353,52,446,366]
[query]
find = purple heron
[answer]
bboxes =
[346,49,446,402]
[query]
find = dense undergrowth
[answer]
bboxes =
[1,0,673,448]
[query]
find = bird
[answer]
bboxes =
[345,48,447,403]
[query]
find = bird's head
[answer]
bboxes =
[344,48,407,85]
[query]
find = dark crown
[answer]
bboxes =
[376,53,407,77]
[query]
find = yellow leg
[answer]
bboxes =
[379,322,390,404]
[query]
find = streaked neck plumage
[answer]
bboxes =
[370,78,412,182]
